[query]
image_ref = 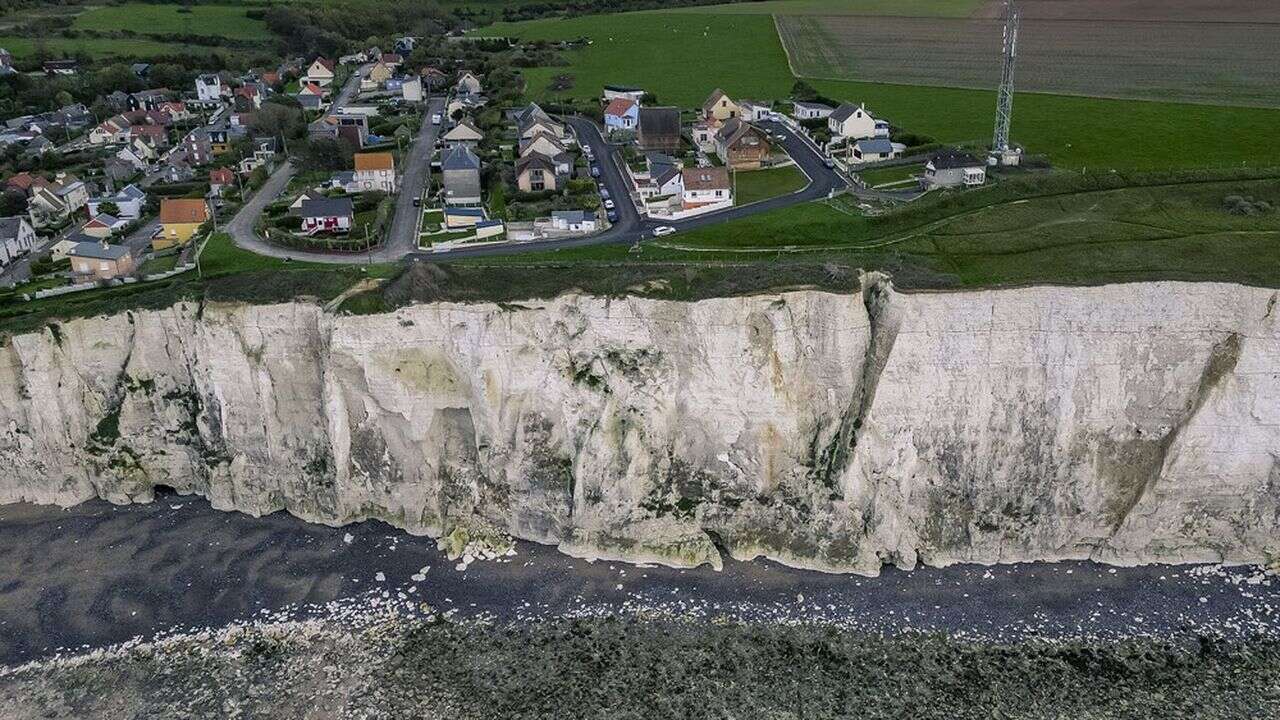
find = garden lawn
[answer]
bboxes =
[72,4,273,41]
[475,13,795,107]
[858,164,922,187]
[734,164,810,205]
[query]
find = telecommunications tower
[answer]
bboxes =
[990,0,1021,166]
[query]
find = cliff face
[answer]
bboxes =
[1,278,1277,574]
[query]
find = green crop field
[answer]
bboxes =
[482,9,1280,171]
[734,164,809,205]
[476,13,796,107]
[72,4,273,41]
[0,35,193,59]
[664,0,986,17]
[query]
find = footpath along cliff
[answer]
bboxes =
[1,276,1277,575]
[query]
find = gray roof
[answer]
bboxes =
[441,143,480,171]
[855,138,894,154]
[638,107,680,139]
[298,197,354,218]
[552,210,590,223]
[929,150,983,170]
[71,241,131,261]
[0,216,27,240]
[794,101,832,111]
[829,103,862,122]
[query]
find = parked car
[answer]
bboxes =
[607,210,618,222]
[413,197,421,207]
[431,114,441,125]
[590,166,601,178]
[775,133,787,141]
[652,226,676,237]
[823,158,835,169]
[604,199,615,210]
[600,188,610,199]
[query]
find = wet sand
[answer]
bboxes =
[1,490,1277,665]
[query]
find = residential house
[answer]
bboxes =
[160,159,195,183]
[519,131,566,160]
[603,98,639,135]
[602,85,645,103]
[339,52,367,66]
[328,171,359,193]
[331,114,370,148]
[380,53,403,68]
[209,167,236,196]
[850,137,899,164]
[515,152,561,193]
[0,217,36,267]
[455,71,482,96]
[128,90,168,112]
[299,198,354,235]
[549,210,597,234]
[441,119,484,148]
[28,174,88,227]
[89,117,130,145]
[514,103,565,142]
[81,214,128,238]
[401,76,423,102]
[5,172,49,197]
[207,126,238,154]
[303,58,336,87]
[182,130,214,166]
[441,144,482,206]
[353,152,397,194]
[420,67,448,91]
[793,101,833,120]
[367,61,393,86]
[289,189,326,213]
[50,231,96,261]
[131,62,150,79]
[0,48,13,76]
[156,198,210,249]
[828,103,888,140]
[681,167,731,210]
[297,93,325,112]
[714,118,771,170]
[737,100,772,122]
[69,240,135,280]
[394,36,417,54]
[702,89,739,121]
[129,124,169,148]
[238,136,279,174]
[104,158,140,184]
[446,95,487,118]
[196,74,224,102]
[234,85,263,111]
[921,150,986,189]
[643,154,684,199]
[637,107,681,153]
[692,117,722,153]
[88,184,146,220]
[160,101,192,123]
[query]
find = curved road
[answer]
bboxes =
[225,65,445,265]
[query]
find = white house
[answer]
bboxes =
[681,167,731,210]
[441,119,484,148]
[549,210,597,234]
[303,58,336,87]
[603,98,639,135]
[922,151,987,188]
[195,74,224,102]
[793,101,833,120]
[353,152,397,194]
[0,216,36,267]
[88,183,146,220]
[401,76,423,103]
[738,100,772,122]
[849,138,899,164]
[828,103,885,140]
[455,71,482,96]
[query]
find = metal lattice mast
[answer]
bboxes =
[992,0,1020,154]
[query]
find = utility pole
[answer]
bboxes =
[990,0,1020,166]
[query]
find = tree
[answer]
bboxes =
[96,201,120,217]
[54,90,73,108]
[0,188,27,217]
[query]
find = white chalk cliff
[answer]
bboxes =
[1,277,1277,574]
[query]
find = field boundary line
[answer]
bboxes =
[773,14,801,79]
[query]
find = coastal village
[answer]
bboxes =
[0,34,994,300]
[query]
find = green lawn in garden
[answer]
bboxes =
[858,164,922,188]
[734,164,810,205]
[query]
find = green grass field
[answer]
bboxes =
[457,172,1280,290]
[734,164,809,205]
[664,0,986,17]
[476,13,795,107]
[858,164,922,187]
[0,35,192,59]
[482,9,1280,171]
[72,4,273,41]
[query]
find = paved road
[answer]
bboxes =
[226,67,445,264]
[410,115,848,260]
[384,96,446,256]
